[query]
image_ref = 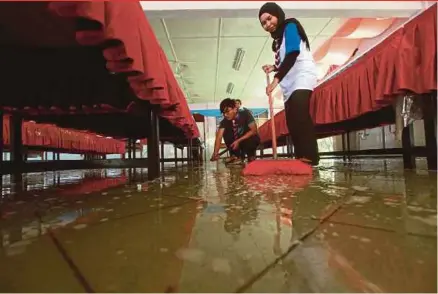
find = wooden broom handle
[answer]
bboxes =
[266,74,278,159]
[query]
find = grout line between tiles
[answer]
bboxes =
[47,229,95,293]
[324,219,438,239]
[30,194,200,293]
[4,192,202,247]
[234,172,381,293]
[34,209,95,293]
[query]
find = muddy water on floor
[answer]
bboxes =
[0,159,436,292]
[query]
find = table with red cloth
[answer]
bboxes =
[0,1,199,141]
[48,1,199,139]
[2,115,125,154]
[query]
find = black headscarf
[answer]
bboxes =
[258,2,310,52]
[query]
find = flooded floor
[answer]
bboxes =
[0,158,436,293]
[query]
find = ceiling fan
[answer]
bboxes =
[170,62,198,102]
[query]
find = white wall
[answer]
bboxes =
[332,121,426,152]
[139,116,217,161]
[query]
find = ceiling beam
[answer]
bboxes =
[213,18,222,104]
[237,37,269,101]
[161,19,192,102]
[142,1,422,19]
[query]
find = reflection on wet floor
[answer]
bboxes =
[0,159,436,292]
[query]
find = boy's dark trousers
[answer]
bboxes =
[224,135,260,159]
[239,135,260,158]
[224,131,240,157]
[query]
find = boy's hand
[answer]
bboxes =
[210,153,219,161]
[230,140,240,150]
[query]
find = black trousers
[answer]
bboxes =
[284,89,319,165]
[224,132,240,157]
[224,134,260,158]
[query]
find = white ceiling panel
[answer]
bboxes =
[191,96,213,103]
[257,41,275,68]
[171,38,218,63]
[310,36,330,51]
[168,61,181,72]
[215,79,245,100]
[218,37,267,80]
[235,40,272,101]
[157,38,175,61]
[295,18,333,36]
[188,87,215,101]
[148,17,344,105]
[221,18,267,37]
[187,81,214,91]
[319,18,345,36]
[149,19,167,39]
[164,19,219,38]
[240,68,271,100]
[216,73,247,93]
[179,62,216,80]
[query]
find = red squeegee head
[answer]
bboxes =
[242,73,313,176]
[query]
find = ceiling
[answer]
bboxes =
[148,17,344,106]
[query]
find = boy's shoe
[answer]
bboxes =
[297,157,319,167]
[225,156,239,164]
[230,156,245,165]
[247,156,256,163]
[228,160,244,166]
[225,156,244,165]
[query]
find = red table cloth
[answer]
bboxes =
[3,115,125,154]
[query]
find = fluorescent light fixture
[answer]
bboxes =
[232,48,245,71]
[226,82,235,95]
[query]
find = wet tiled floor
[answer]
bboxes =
[0,159,436,292]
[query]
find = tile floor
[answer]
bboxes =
[0,158,436,292]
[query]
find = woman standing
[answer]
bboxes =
[259,2,319,166]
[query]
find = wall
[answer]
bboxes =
[140,116,218,162]
[331,121,426,152]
